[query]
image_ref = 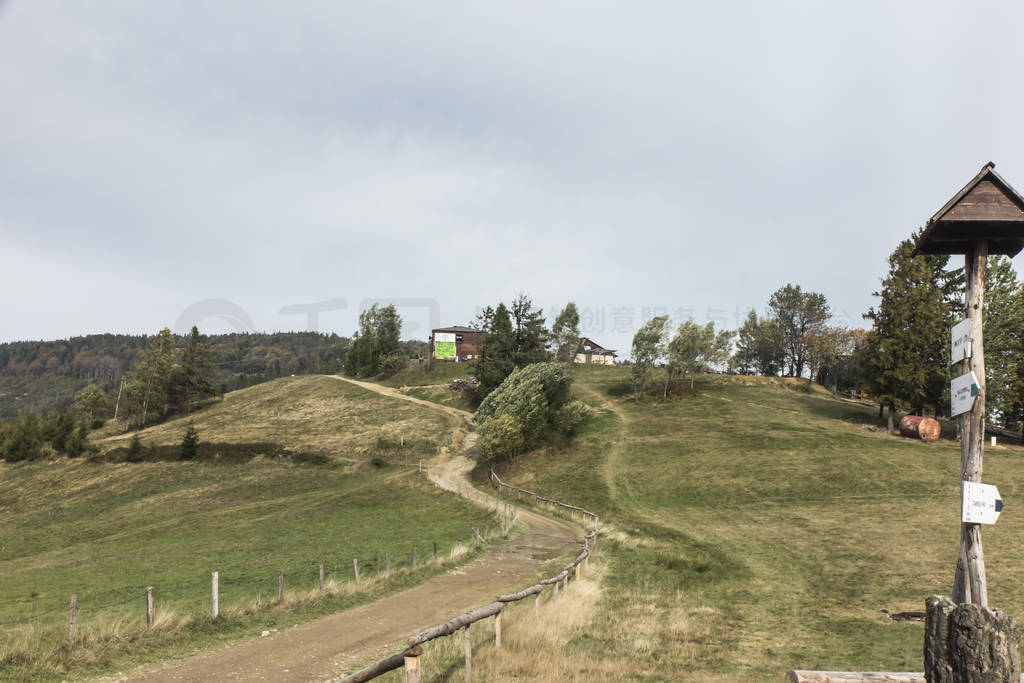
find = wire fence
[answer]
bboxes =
[0,525,500,649]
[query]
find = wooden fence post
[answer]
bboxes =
[404,644,424,683]
[211,572,219,619]
[552,580,559,603]
[386,553,391,578]
[464,624,472,682]
[319,564,325,593]
[494,611,502,650]
[535,589,541,614]
[67,593,77,646]
[278,570,284,602]
[433,541,437,561]
[353,558,360,584]
[146,586,154,629]
[575,564,581,581]
[411,548,416,570]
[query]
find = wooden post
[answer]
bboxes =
[535,589,541,614]
[319,564,324,593]
[67,593,77,646]
[211,572,219,619]
[494,611,502,650]
[411,548,416,570]
[463,624,472,682]
[575,564,581,581]
[146,586,154,629]
[404,644,424,683]
[953,241,989,607]
[552,580,559,603]
[386,553,392,577]
[433,541,437,561]
[353,558,360,584]
[277,570,284,601]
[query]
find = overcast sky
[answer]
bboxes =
[3,2,1024,354]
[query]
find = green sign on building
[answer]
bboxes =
[434,332,456,359]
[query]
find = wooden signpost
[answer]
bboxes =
[916,162,1024,607]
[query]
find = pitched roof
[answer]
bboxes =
[432,326,482,334]
[577,337,616,354]
[916,162,1024,256]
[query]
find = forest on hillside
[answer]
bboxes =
[0,332,425,418]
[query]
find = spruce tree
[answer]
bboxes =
[984,256,1023,428]
[127,433,145,462]
[510,294,549,366]
[180,421,199,460]
[863,236,951,420]
[176,326,217,412]
[475,303,516,397]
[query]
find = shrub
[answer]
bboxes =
[126,434,145,462]
[378,354,407,378]
[2,414,43,462]
[180,421,199,460]
[473,362,588,461]
[555,400,593,435]
[477,415,525,462]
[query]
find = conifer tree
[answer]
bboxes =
[862,236,951,423]
[983,256,1023,428]
[475,303,516,397]
[510,294,549,367]
[176,326,217,411]
[180,421,199,460]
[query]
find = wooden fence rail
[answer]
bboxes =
[341,481,599,682]
[490,470,600,530]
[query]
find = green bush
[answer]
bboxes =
[473,362,588,462]
[477,414,526,462]
[378,353,407,378]
[2,414,43,462]
[126,433,145,462]
[180,421,199,460]
[555,400,593,435]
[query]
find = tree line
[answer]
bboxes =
[0,331,359,418]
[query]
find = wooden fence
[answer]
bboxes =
[490,469,600,531]
[341,478,599,682]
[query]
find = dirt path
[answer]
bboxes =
[117,376,578,682]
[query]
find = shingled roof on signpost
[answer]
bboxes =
[914,162,1024,256]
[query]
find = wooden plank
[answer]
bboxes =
[945,180,1024,221]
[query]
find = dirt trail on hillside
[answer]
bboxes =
[115,376,578,682]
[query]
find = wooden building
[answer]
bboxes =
[574,337,617,365]
[431,326,485,362]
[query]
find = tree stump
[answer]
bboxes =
[925,595,1020,682]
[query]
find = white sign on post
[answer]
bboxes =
[962,481,1004,524]
[951,319,972,363]
[950,371,980,417]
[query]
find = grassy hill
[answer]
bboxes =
[0,375,494,680]
[481,365,1024,680]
